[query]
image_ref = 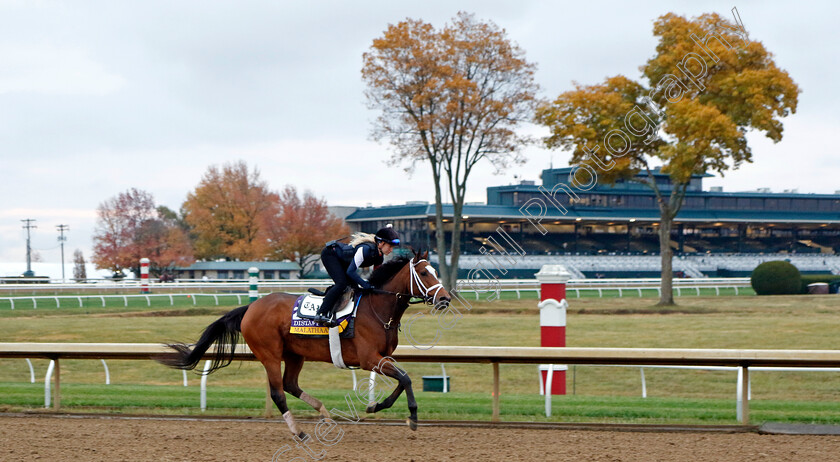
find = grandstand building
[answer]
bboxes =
[345,168,840,278]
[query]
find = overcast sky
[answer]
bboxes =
[1,1,837,274]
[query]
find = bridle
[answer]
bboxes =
[408,259,444,305]
[367,257,445,330]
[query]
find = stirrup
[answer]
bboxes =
[325,311,338,327]
[314,312,336,327]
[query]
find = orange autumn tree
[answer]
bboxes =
[183,161,280,261]
[362,12,539,290]
[536,12,799,305]
[92,188,193,276]
[267,185,349,276]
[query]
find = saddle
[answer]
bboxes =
[290,287,359,338]
[295,286,355,319]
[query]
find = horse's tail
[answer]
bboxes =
[157,305,249,374]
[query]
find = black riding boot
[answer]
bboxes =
[314,286,342,327]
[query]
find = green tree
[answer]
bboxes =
[536,12,799,305]
[362,12,539,290]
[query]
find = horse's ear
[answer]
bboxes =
[410,246,419,262]
[422,249,429,260]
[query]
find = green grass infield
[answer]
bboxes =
[2,382,839,425]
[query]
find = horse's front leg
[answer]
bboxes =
[364,356,418,430]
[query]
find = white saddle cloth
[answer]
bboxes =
[296,293,355,319]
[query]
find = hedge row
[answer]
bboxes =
[799,274,840,294]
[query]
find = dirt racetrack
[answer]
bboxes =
[3,415,840,461]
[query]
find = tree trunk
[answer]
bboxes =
[431,172,450,290]
[447,202,463,291]
[657,215,675,306]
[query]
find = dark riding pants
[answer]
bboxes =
[317,246,349,317]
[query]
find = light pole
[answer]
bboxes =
[57,224,69,282]
[21,219,37,277]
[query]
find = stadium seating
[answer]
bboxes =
[433,253,840,279]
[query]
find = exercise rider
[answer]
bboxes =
[313,225,400,327]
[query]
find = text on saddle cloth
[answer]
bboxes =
[290,293,360,337]
[294,292,356,319]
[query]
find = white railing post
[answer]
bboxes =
[200,360,211,411]
[369,371,377,405]
[101,359,110,385]
[544,364,554,417]
[25,358,35,383]
[737,367,743,423]
[737,366,750,424]
[441,364,448,393]
[44,360,55,408]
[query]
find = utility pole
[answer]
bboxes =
[21,219,37,277]
[57,224,70,282]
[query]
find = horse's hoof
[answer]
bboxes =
[407,418,418,431]
[318,406,331,420]
[297,431,309,441]
[366,404,377,414]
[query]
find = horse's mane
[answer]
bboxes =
[368,257,411,288]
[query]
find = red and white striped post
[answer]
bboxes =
[536,264,569,395]
[140,258,150,294]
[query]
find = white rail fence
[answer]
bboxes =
[573,364,840,423]
[1,292,257,310]
[0,278,753,308]
[3,343,840,425]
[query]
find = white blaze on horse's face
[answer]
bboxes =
[426,265,437,279]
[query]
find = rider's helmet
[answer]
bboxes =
[374,224,400,246]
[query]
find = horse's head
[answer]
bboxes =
[408,249,451,308]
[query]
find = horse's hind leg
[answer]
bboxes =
[264,359,307,439]
[283,353,331,419]
[365,356,418,431]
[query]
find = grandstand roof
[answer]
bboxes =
[345,167,840,225]
[346,203,840,223]
[486,183,840,200]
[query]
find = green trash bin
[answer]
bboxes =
[422,375,451,392]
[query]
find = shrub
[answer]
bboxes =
[750,261,802,295]
[799,274,840,294]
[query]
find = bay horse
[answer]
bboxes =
[158,250,450,439]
